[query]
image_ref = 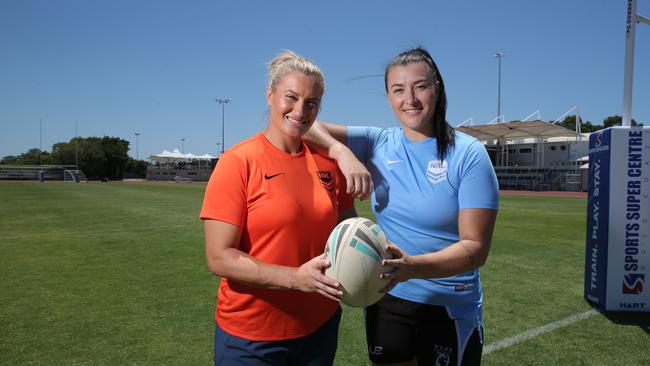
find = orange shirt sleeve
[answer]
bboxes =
[200,152,247,227]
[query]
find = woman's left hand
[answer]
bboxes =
[378,242,412,291]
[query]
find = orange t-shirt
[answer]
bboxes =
[200,132,353,341]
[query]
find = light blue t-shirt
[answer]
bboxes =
[348,126,499,310]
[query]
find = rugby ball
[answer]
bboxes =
[324,217,392,307]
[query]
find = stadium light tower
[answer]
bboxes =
[134,132,140,160]
[39,118,43,167]
[181,138,186,154]
[75,122,79,173]
[623,0,650,126]
[494,52,505,122]
[215,98,231,156]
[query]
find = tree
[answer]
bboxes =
[0,155,18,164]
[555,114,646,132]
[50,136,131,179]
[124,158,148,178]
[557,115,579,131]
[101,137,130,178]
[0,149,51,165]
[603,115,643,128]
[51,141,77,166]
[557,115,603,133]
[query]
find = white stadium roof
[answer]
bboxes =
[149,149,216,162]
[457,120,579,142]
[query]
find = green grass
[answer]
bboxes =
[0,183,648,365]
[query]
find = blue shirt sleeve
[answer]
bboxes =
[458,140,500,210]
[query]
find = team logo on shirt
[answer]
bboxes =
[426,160,448,184]
[433,344,451,366]
[317,171,334,191]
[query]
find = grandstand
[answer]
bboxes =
[147,149,215,182]
[0,165,87,182]
[457,120,589,191]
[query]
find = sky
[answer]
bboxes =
[2,0,649,160]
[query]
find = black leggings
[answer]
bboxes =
[365,294,482,365]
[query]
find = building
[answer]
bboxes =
[147,149,216,182]
[458,120,589,191]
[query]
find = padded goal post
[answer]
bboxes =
[584,127,649,312]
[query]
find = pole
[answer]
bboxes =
[39,118,43,167]
[215,98,231,156]
[623,0,637,126]
[497,56,501,119]
[622,0,650,126]
[134,132,140,160]
[576,104,581,174]
[75,122,78,172]
[494,52,505,122]
[221,104,224,153]
[38,118,44,182]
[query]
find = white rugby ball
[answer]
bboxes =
[324,217,392,307]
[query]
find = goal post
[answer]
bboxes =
[63,170,88,183]
[623,0,650,126]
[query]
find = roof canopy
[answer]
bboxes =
[149,149,216,163]
[457,120,579,142]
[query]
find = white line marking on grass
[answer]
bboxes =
[484,309,598,355]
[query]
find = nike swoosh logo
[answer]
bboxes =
[386,159,404,165]
[264,173,284,180]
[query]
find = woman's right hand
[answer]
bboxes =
[334,146,373,199]
[294,254,343,301]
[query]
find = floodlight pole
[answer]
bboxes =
[39,118,43,168]
[134,132,140,160]
[623,0,650,126]
[215,98,231,156]
[38,118,44,183]
[494,52,505,122]
[75,122,78,173]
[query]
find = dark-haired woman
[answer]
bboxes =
[306,47,499,365]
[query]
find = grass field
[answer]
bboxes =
[1,182,648,365]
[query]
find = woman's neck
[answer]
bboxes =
[263,126,303,154]
[403,124,437,142]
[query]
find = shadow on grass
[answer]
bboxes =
[597,309,650,335]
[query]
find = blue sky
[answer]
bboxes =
[2,0,649,160]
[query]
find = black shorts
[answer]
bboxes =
[365,294,482,365]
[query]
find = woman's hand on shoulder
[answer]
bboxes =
[293,254,343,301]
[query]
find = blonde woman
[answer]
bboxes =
[200,50,355,365]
